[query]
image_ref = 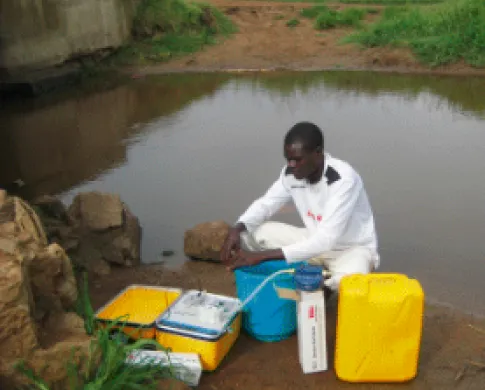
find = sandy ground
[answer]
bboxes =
[130,1,485,76]
[90,261,485,390]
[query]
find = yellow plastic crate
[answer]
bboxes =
[95,285,182,340]
[155,291,242,371]
[335,273,424,383]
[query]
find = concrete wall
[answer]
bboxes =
[0,0,139,72]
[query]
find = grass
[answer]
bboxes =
[16,272,176,390]
[300,5,330,18]
[286,18,301,27]
[339,0,443,4]
[345,0,485,67]
[108,0,236,65]
[300,5,370,29]
[249,0,328,3]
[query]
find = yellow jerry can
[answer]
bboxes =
[335,273,424,382]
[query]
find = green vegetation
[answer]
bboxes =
[339,0,442,4]
[300,5,370,29]
[346,0,485,67]
[300,5,330,18]
[109,0,236,65]
[286,18,301,27]
[16,273,175,389]
[251,0,327,3]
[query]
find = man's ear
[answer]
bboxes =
[314,146,323,155]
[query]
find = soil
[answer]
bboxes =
[90,260,485,390]
[129,1,485,77]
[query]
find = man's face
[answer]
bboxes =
[284,141,320,180]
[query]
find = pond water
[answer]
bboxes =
[1,71,484,315]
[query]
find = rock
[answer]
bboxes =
[0,251,40,361]
[23,337,94,389]
[66,192,141,268]
[0,196,47,245]
[68,192,123,231]
[0,222,16,236]
[90,258,111,276]
[47,312,86,334]
[0,190,6,206]
[32,195,69,224]
[0,237,16,254]
[28,244,78,320]
[0,192,94,389]
[184,220,230,262]
[0,197,15,224]
[123,207,142,264]
[37,312,88,350]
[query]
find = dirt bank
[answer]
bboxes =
[127,1,485,77]
[90,260,485,390]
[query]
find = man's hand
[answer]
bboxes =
[226,249,264,271]
[220,223,246,264]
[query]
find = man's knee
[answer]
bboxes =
[325,247,374,291]
[253,221,307,250]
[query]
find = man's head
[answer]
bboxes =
[284,122,324,182]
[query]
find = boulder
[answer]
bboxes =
[31,195,70,224]
[66,192,142,269]
[68,192,123,231]
[0,195,47,246]
[32,191,142,274]
[0,251,39,361]
[29,243,78,321]
[26,337,93,389]
[184,220,230,262]
[0,191,91,389]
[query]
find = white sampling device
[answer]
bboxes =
[157,290,242,338]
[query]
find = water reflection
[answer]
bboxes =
[0,74,229,198]
[232,71,485,118]
[1,70,484,316]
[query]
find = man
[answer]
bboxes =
[221,121,379,291]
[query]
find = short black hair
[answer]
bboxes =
[284,122,324,152]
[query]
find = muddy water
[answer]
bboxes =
[1,71,484,315]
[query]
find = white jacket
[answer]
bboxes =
[237,153,379,268]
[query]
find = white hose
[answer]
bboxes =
[240,269,295,309]
[238,267,337,309]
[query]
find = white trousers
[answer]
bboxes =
[241,221,375,291]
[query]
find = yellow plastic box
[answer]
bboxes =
[95,285,182,340]
[335,273,424,383]
[155,290,242,371]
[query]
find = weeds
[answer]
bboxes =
[346,0,485,67]
[76,271,96,335]
[339,0,442,4]
[300,5,330,18]
[108,0,236,65]
[300,6,369,30]
[286,18,301,27]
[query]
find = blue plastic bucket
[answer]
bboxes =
[234,260,304,342]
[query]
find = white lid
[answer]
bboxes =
[156,290,242,339]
